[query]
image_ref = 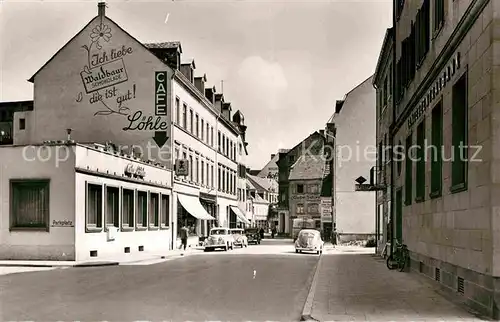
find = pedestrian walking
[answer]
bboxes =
[259,227,265,240]
[179,224,189,253]
[271,227,276,239]
[332,228,338,247]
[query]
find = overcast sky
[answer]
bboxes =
[0,0,392,169]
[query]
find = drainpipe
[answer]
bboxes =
[390,5,397,258]
[215,114,219,227]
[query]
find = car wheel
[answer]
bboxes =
[231,243,234,250]
[224,245,228,251]
[317,251,320,255]
[295,249,298,253]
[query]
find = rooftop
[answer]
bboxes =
[288,154,325,180]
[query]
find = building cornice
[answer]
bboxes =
[373,28,394,86]
[391,0,489,135]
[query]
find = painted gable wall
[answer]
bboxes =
[23,16,174,167]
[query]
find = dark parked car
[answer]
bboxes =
[245,228,261,245]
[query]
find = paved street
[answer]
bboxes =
[0,239,318,321]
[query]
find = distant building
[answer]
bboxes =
[329,76,376,242]
[255,153,279,180]
[0,100,33,145]
[372,27,394,254]
[277,131,329,237]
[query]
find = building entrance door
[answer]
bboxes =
[395,188,403,242]
[323,222,332,242]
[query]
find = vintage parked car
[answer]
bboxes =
[204,227,235,251]
[244,227,261,245]
[295,229,324,254]
[230,228,248,248]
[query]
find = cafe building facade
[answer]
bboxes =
[0,142,173,261]
[392,0,500,317]
[11,2,250,250]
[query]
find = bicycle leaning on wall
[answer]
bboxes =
[386,240,409,272]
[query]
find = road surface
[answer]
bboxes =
[0,239,318,321]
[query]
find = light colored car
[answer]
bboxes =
[295,229,324,254]
[204,228,235,251]
[230,228,248,248]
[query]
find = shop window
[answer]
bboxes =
[161,194,169,227]
[86,183,103,231]
[10,179,50,231]
[149,192,159,228]
[122,189,134,229]
[175,97,180,124]
[415,120,426,202]
[105,186,119,228]
[431,101,443,197]
[451,72,468,192]
[297,184,304,193]
[405,134,413,205]
[136,191,148,229]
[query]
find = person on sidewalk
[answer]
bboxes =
[259,227,265,240]
[179,225,189,254]
[271,227,276,239]
[332,228,338,247]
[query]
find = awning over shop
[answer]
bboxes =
[178,194,216,220]
[230,206,251,225]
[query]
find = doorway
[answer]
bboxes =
[395,188,403,242]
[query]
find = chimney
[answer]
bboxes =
[180,60,195,83]
[194,74,207,94]
[222,102,232,120]
[205,86,216,104]
[214,93,224,112]
[271,154,276,160]
[98,1,106,17]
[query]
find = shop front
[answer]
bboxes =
[229,206,250,228]
[0,143,174,261]
[199,192,217,230]
[176,191,215,248]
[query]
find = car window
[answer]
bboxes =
[231,230,242,234]
[211,229,227,235]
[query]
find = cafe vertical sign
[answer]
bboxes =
[152,71,169,148]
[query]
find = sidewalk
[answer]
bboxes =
[0,246,204,274]
[309,252,486,321]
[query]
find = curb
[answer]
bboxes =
[0,250,206,268]
[300,253,322,322]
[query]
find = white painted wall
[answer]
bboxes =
[333,77,376,236]
[0,145,76,260]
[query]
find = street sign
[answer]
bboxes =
[175,159,189,176]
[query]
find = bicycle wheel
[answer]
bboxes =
[398,251,407,272]
[386,254,396,270]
